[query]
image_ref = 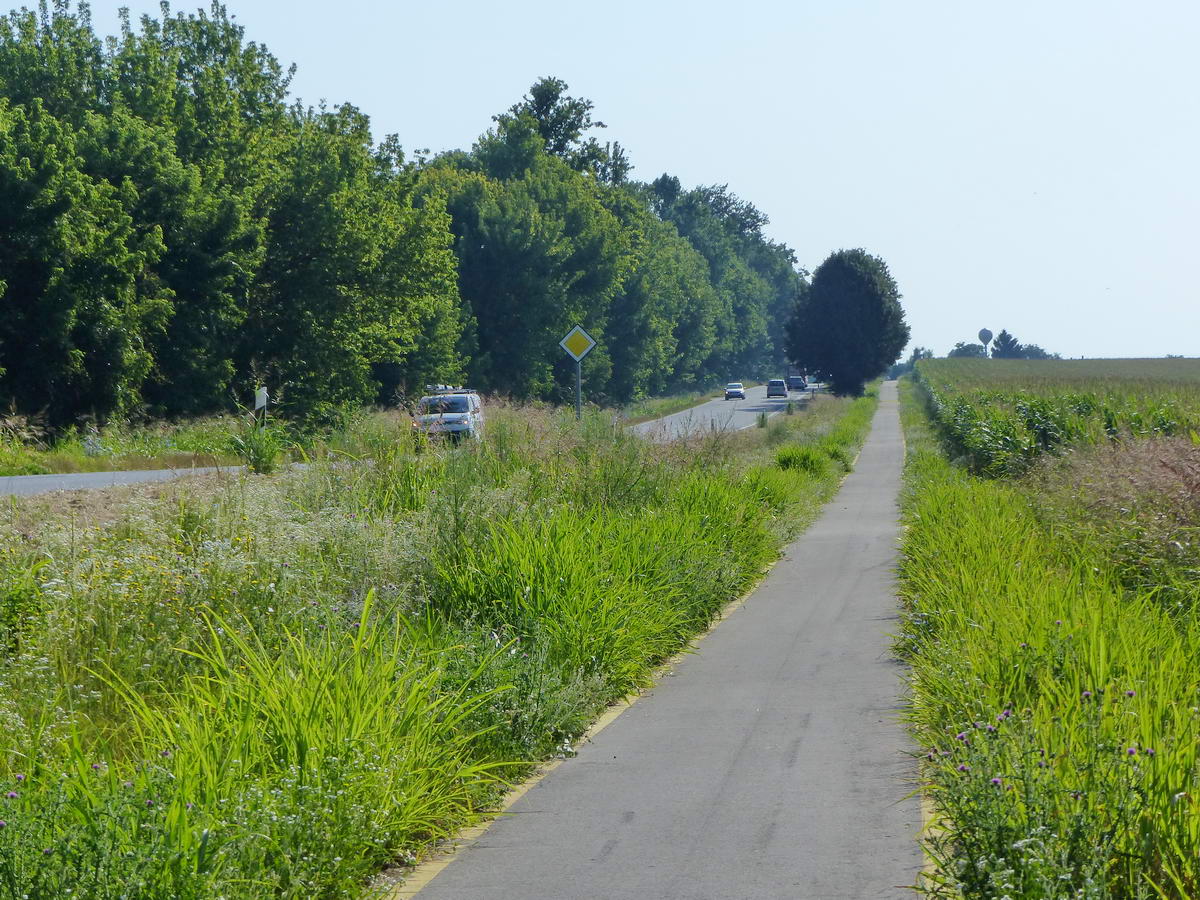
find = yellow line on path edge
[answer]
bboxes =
[386,396,884,898]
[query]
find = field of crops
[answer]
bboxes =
[899,362,1200,898]
[0,395,876,898]
[915,358,1200,476]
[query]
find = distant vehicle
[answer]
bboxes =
[415,387,483,440]
[766,379,787,398]
[786,375,807,391]
[724,382,746,400]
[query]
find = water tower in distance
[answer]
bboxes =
[978,328,993,357]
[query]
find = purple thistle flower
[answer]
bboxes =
[42,848,51,855]
[5,791,17,799]
[1127,747,1137,756]
[991,777,1003,786]
[1125,690,1136,697]
[186,802,195,810]
[145,799,154,808]
[986,724,997,733]
[957,764,969,772]
[1019,642,1028,648]
[1055,619,1062,626]
[122,781,133,789]
[956,732,968,742]
[14,774,23,782]
[0,820,6,828]
[1082,691,1092,699]
[1145,748,1156,757]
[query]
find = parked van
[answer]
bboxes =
[415,387,483,440]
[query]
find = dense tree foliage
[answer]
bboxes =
[785,249,909,396]
[947,342,988,358]
[0,4,808,425]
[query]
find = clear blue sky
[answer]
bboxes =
[81,0,1199,359]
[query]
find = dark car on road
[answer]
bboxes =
[787,375,807,391]
[766,379,787,398]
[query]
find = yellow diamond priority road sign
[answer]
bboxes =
[559,325,596,362]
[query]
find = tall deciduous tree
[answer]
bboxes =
[245,104,461,424]
[502,76,614,177]
[422,118,632,400]
[0,99,167,425]
[785,249,909,396]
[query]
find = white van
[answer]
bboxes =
[415,388,484,440]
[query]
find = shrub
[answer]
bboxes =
[775,445,828,476]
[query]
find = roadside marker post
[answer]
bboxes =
[559,326,596,421]
[254,386,269,427]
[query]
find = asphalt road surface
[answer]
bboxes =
[631,384,817,441]
[0,466,230,497]
[411,381,920,900]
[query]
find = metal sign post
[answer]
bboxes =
[559,326,596,421]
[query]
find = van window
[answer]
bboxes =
[420,396,470,414]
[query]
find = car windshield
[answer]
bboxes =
[726,383,743,390]
[420,396,469,414]
[769,380,784,386]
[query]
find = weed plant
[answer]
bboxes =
[229,417,290,474]
[0,393,876,896]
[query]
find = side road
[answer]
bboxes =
[406,381,920,899]
[630,383,802,441]
[0,465,231,497]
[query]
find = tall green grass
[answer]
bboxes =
[898,375,1200,898]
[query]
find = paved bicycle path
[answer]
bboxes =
[411,381,920,899]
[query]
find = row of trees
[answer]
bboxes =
[948,329,1060,359]
[0,2,807,426]
[888,329,1062,379]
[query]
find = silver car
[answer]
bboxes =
[415,390,483,439]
